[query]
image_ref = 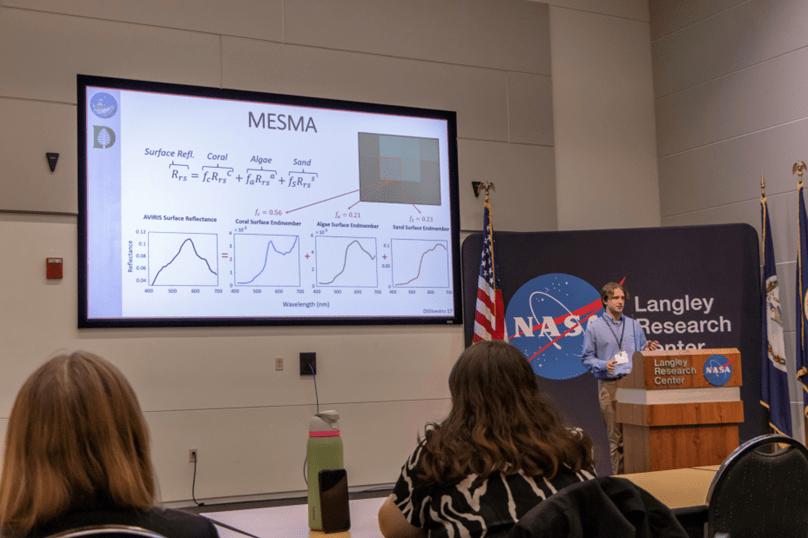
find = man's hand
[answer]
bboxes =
[606,359,617,375]
[644,340,660,351]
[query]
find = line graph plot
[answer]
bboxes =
[235,234,300,286]
[316,236,377,287]
[392,239,449,288]
[148,232,218,286]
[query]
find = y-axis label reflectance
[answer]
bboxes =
[148,232,219,287]
[235,233,301,287]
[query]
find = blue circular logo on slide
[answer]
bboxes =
[506,274,601,380]
[90,92,118,119]
[703,354,733,386]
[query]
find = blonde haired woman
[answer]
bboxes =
[0,352,218,538]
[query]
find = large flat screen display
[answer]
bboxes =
[78,75,461,328]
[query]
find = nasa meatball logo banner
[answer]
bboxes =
[462,223,765,473]
[506,273,737,380]
[506,274,600,380]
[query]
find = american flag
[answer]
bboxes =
[473,199,506,342]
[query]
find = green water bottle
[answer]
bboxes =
[307,410,343,530]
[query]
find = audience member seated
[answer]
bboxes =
[378,340,596,538]
[0,352,219,538]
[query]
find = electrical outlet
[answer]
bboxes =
[275,357,283,371]
[189,448,198,463]
[300,352,316,375]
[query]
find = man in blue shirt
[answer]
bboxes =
[581,282,659,474]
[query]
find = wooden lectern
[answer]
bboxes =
[615,348,744,473]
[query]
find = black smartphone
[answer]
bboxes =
[319,468,351,533]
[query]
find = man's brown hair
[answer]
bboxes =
[601,282,629,308]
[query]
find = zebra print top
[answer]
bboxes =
[391,440,596,538]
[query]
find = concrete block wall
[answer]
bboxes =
[652,0,808,439]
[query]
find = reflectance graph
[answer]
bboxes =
[235,234,301,287]
[148,232,218,286]
[392,239,449,288]
[316,236,377,287]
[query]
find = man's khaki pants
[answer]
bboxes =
[598,378,623,475]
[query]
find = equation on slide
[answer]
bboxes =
[152,150,318,189]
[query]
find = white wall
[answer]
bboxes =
[546,0,660,230]
[0,0,661,504]
[651,0,808,439]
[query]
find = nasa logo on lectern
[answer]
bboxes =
[506,273,602,380]
[703,354,733,386]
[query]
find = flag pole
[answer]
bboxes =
[795,162,808,440]
[795,162,806,359]
[477,181,496,283]
[760,173,793,436]
[472,181,505,342]
[762,174,767,249]
[474,181,496,199]
[793,161,805,186]
[475,181,496,201]
[761,174,766,257]
[796,162,805,356]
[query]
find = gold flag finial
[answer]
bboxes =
[476,182,496,203]
[762,175,766,198]
[794,161,807,187]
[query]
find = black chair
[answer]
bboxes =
[43,525,168,538]
[705,433,808,538]
[508,476,689,538]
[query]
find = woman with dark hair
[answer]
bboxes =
[378,340,596,538]
[0,352,219,538]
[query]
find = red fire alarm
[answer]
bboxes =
[46,258,63,279]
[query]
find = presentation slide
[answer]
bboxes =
[78,76,461,327]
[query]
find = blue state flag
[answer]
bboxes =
[760,196,791,435]
[798,184,808,419]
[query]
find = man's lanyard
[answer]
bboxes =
[604,316,626,351]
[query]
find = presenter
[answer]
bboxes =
[581,282,659,475]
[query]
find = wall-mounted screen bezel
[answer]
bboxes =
[77,75,462,328]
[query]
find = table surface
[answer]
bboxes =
[204,496,387,538]
[621,465,718,509]
[202,466,719,537]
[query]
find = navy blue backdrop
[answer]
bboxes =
[462,224,765,477]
